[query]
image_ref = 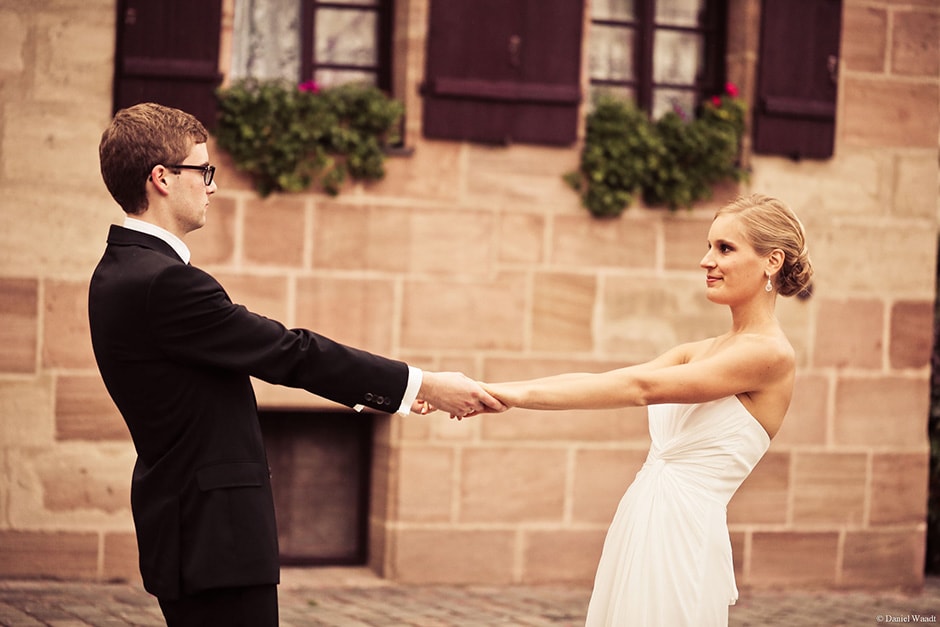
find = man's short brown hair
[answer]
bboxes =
[99,103,208,214]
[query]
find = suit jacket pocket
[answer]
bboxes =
[196,461,266,491]
[182,461,280,594]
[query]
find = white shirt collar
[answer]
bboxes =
[122,217,191,264]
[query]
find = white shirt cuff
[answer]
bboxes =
[396,366,423,416]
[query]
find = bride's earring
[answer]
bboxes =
[765,274,773,292]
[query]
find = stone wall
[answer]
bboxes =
[0,0,936,591]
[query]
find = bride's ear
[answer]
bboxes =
[766,249,784,274]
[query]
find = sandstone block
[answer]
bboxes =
[600,278,727,358]
[842,529,925,588]
[792,452,867,525]
[748,531,839,587]
[810,221,936,296]
[460,447,566,522]
[34,11,114,104]
[551,214,658,269]
[499,211,546,265]
[842,79,939,148]
[728,451,790,525]
[813,299,883,369]
[889,300,932,369]
[0,11,26,74]
[0,376,55,446]
[103,532,141,584]
[893,152,940,219]
[391,528,516,584]
[834,376,929,447]
[891,9,939,77]
[532,272,597,352]
[55,375,126,441]
[870,452,929,526]
[42,279,95,369]
[480,407,650,443]
[396,446,454,522]
[402,273,526,351]
[244,195,308,267]
[295,276,396,355]
[774,375,829,446]
[0,277,37,373]
[36,444,132,514]
[571,448,649,523]
[0,530,98,579]
[842,6,887,72]
[187,195,237,265]
[522,529,606,584]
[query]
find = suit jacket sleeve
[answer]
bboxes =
[145,262,408,412]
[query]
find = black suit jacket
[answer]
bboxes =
[88,225,409,599]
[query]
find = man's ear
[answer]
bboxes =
[148,166,171,195]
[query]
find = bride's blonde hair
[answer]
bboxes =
[716,194,814,297]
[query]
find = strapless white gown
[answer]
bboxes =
[585,396,771,626]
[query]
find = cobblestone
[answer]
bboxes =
[0,569,938,626]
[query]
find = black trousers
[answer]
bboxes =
[158,584,278,627]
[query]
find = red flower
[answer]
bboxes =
[298,80,320,94]
[711,95,722,107]
[725,82,739,98]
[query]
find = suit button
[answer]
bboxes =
[375,396,385,404]
[365,393,374,401]
[385,398,392,406]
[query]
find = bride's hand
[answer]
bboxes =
[480,382,524,409]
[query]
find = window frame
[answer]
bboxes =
[589,0,727,116]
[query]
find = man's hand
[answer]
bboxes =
[417,371,507,419]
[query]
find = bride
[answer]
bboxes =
[481,194,813,626]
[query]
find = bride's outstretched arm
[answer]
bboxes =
[481,335,790,411]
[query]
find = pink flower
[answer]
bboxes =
[711,95,722,107]
[298,80,320,94]
[725,82,739,98]
[672,101,688,121]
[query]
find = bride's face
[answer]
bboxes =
[700,214,768,305]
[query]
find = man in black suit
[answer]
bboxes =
[89,102,504,626]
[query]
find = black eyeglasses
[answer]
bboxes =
[165,164,216,186]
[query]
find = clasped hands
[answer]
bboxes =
[414,371,517,420]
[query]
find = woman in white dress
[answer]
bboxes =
[481,194,813,626]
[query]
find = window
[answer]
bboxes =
[230,0,392,91]
[589,0,726,119]
[301,0,393,90]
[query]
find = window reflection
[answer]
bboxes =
[592,0,636,21]
[590,24,635,82]
[315,8,377,68]
[655,0,705,27]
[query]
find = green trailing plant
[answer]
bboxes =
[214,79,404,196]
[566,83,747,217]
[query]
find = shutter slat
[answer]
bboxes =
[426,78,581,104]
[761,96,836,120]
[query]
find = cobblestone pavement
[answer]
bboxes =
[1,568,939,626]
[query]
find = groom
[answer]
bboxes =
[89,102,504,626]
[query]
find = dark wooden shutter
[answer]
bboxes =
[112,0,223,128]
[753,0,842,159]
[422,0,583,146]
